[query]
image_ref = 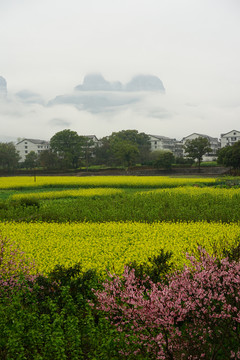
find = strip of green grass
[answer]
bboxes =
[1,189,240,223]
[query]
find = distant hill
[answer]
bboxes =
[0,76,7,97]
[125,75,165,92]
[75,73,165,92]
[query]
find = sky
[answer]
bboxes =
[0,0,240,142]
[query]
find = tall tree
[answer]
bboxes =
[39,149,60,169]
[109,130,151,164]
[95,130,151,167]
[0,142,20,170]
[217,141,240,169]
[184,137,211,170]
[23,151,39,169]
[111,139,139,167]
[50,129,85,169]
[94,137,113,166]
[151,150,175,170]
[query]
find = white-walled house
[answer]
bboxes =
[220,130,240,148]
[148,135,177,153]
[15,139,50,162]
[182,133,220,161]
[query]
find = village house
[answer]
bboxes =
[220,130,240,148]
[15,139,50,162]
[15,136,100,162]
[181,133,220,161]
[148,134,179,154]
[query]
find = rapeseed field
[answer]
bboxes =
[0,176,239,275]
[0,175,216,189]
[0,221,239,275]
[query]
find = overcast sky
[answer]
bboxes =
[0,0,240,142]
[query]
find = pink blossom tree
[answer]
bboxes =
[94,249,240,359]
[0,236,37,296]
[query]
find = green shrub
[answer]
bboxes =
[127,249,173,285]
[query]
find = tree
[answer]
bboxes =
[95,130,151,167]
[109,130,151,165]
[38,150,60,169]
[0,142,20,171]
[95,250,240,359]
[217,140,240,169]
[50,129,85,169]
[23,151,39,169]
[184,137,211,170]
[151,150,175,170]
[111,139,139,167]
[94,137,113,166]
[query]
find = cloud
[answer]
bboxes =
[15,90,44,105]
[48,118,72,127]
[48,92,142,113]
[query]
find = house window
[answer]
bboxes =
[25,146,28,149]
[231,137,236,141]
[25,142,28,144]
[154,141,157,145]
[25,150,28,154]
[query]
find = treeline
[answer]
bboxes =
[0,129,182,171]
[1,129,240,171]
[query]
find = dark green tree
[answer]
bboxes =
[184,137,211,170]
[0,142,20,170]
[94,137,113,166]
[217,141,240,169]
[23,151,39,169]
[95,130,151,167]
[109,130,151,164]
[50,129,85,169]
[151,150,175,170]
[111,139,139,167]
[39,149,60,169]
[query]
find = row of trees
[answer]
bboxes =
[0,129,240,171]
[0,129,153,171]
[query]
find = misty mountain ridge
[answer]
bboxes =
[0,76,7,97]
[75,73,165,92]
[48,73,165,112]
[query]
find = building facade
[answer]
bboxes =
[220,130,240,148]
[182,133,220,161]
[15,139,50,162]
[148,135,177,153]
